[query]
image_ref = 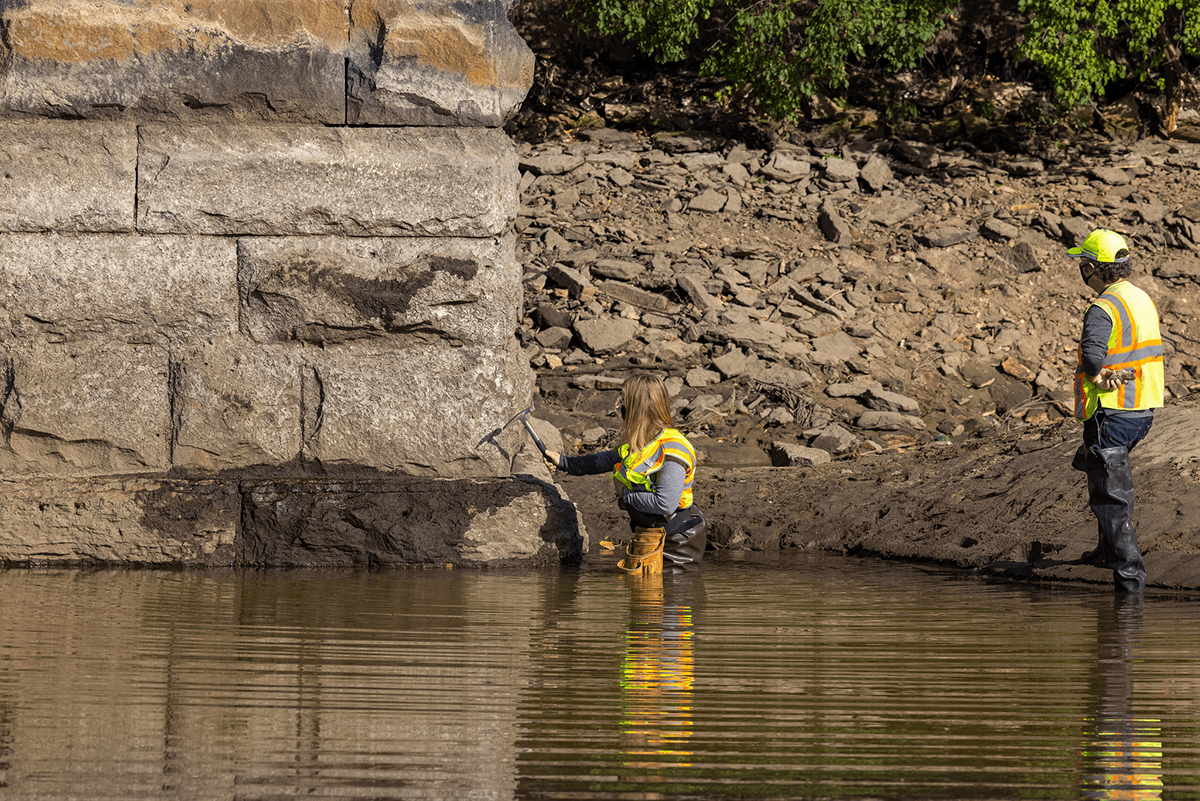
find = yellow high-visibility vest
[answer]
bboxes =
[1075,280,1165,421]
[611,428,697,510]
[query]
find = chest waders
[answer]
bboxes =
[617,508,708,575]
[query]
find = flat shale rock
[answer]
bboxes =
[769,442,831,467]
[866,197,923,226]
[574,316,641,353]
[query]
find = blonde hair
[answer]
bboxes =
[617,374,674,452]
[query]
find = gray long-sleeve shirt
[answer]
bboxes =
[1080,304,1113,378]
[559,448,688,516]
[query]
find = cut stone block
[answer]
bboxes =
[173,340,304,471]
[1,342,171,474]
[238,235,521,348]
[0,233,238,343]
[0,0,347,122]
[239,474,583,567]
[0,476,239,564]
[348,0,535,126]
[302,340,535,478]
[0,121,136,232]
[137,125,519,237]
[0,471,583,567]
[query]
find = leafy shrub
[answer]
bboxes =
[566,0,716,63]
[567,0,1200,126]
[706,0,955,122]
[1017,0,1200,124]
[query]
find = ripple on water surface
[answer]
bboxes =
[0,552,1198,799]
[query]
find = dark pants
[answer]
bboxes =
[627,506,707,573]
[1074,409,1154,593]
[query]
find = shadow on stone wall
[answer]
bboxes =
[0,462,583,568]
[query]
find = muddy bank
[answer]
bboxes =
[556,396,1200,590]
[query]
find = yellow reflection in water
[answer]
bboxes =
[619,573,694,769]
[1080,596,1163,800]
[1081,721,1163,800]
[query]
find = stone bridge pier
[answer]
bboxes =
[0,0,584,566]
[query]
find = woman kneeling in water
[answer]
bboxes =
[544,374,706,574]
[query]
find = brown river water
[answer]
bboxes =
[1,551,1198,799]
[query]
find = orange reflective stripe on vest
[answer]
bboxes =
[1074,281,1165,420]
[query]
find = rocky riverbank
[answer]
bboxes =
[509,119,1200,589]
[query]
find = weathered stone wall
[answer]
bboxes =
[0,0,582,566]
[0,0,533,125]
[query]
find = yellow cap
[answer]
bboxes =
[1067,229,1129,263]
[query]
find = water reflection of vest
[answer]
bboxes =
[620,576,695,766]
[1074,281,1165,421]
[1081,596,1163,800]
[1082,727,1163,800]
[611,428,697,510]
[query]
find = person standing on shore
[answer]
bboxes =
[1068,229,1165,594]
[544,374,706,574]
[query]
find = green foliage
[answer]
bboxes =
[566,0,716,62]
[1017,0,1200,111]
[706,0,955,122]
[567,0,1200,125]
[568,0,955,122]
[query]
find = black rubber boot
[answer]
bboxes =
[1084,446,1146,594]
[1074,446,1117,566]
[1079,474,1119,566]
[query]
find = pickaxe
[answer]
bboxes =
[477,404,549,457]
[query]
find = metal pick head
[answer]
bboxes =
[476,427,503,448]
[476,404,535,449]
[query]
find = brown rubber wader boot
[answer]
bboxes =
[617,527,666,574]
